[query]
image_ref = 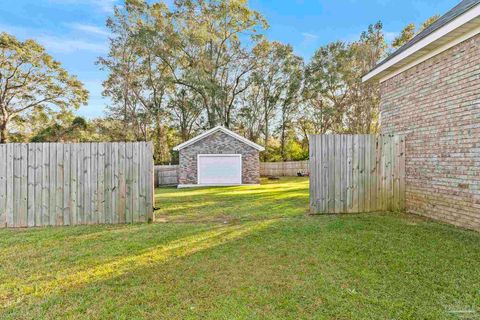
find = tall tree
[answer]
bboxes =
[239,41,303,161]
[345,22,386,134]
[171,0,268,128]
[392,15,440,49]
[99,0,174,161]
[0,32,88,143]
[99,0,268,161]
[168,89,203,142]
[303,41,352,134]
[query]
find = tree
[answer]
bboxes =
[171,0,268,128]
[0,32,88,143]
[345,22,386,134]
[392,23,415,49]
[303,41,352,134]
[302,22,386,137]
[420,15,440,32]
[392,15,440,49]
[99,0,268,162]
[99,0,174,162]
[30,116,88,142]
[168,89,203,142]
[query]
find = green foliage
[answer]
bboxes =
[392,23,416,49]
[0,32,88,143]
[30,116,88,142]
[392,15,440,49]
[303,22,385,135]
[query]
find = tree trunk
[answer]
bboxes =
[280,121,287,162]
[263,117,269,162]
[0,119,8,144]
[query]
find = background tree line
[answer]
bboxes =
[0,0,438,164]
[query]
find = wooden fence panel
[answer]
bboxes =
[0,144,6,227]
[153,160,311,187]
[0,142,154,228]
[310,134,405,214]
[155,165,179,186]
[259,161,309,177]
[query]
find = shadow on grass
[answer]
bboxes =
[2,213,480,319]
[0,219,277,311]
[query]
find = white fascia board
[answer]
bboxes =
[363,3,480,83]
[379,24,480,83]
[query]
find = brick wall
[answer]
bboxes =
[380,34,480,230]
[178,131,260,185]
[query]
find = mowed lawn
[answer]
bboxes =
[1,178,480,319]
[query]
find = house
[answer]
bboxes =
[173,126,264,187]
[363,0,480,230]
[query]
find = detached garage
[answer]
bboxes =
[173,126,264,187]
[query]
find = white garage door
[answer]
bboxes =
[197,154,242,185]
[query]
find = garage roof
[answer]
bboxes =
[173,126,265,151]
[363,0,480,82]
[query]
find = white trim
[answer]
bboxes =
[363,3,480,82]
[197,154,242,185]
[173,126,265,151]
[379,25,480,83]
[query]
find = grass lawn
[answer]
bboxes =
[1,177,479,319]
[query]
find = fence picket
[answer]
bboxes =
[0,142,153,228]
[310,134,406,214]
[0,144,6,227]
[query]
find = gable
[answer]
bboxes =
[181,131,258,154]
[173,126,264,151]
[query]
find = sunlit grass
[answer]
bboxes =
[155,177,310,223]
[1,220,275,309]
[1,178,479,319]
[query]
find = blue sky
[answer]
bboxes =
[1,0,459,118]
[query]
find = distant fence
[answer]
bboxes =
[155,165,179,186]
[309,135,405,214]
[154,160,309,186]
[260,161,309,177]
[0,142,154,228]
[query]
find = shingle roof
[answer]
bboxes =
[372,0,480,71]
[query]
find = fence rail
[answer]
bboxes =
[260,161,309,177]
[0,142,154,228]
[309,135,405,214]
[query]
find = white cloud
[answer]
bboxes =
[37,35,108,54]
[69,23,110,37]
[301,32,319,40]
[48,0,116,13]
[301,32,319,47]
[0,22,108,54]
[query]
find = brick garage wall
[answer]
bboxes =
[380,34,480,230]
[178,131,260,185]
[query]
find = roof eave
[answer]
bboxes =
[363,2,480,83]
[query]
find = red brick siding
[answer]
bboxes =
[380,34,480,230]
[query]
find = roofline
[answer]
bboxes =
[173,126,265,151]
[363,1,480,83]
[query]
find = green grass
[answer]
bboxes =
[1,177,479,319]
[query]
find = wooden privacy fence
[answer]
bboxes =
[155,165,179,186]
[309,135,405,214]
[260,161,309,177]
[0,142,154,228]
